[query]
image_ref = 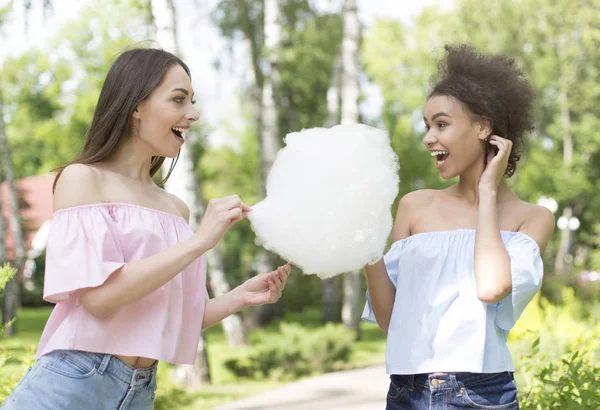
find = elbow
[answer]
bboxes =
[377,320,390,335]
[477,285,511,304]
[83,301,112,319]
[78,292,114,319]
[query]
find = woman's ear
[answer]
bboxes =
[478,118,493,141]
[132,107,141,120]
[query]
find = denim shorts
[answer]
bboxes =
[1,350,157,410]
[386,372,519,409]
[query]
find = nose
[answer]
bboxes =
[422,129,436,148]
[188,104,200,123]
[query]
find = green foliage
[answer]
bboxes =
[278,8,343,131]
[0,264,18,403]
[153,363,197,410]
[223,323,354,380]
[2,0,600,405]
[200,113,263,284]
[519,342,600,409]
[362,0,600,274]
[1,2,152,178]
[0,263,16,296]
[0,1,12,28]
[361,18,449,199]
[207,0,345,290]
[509,288,600,408]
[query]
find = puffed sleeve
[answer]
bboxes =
[361,240,404,324]
[43,207,126,303]
[495,233,544,331]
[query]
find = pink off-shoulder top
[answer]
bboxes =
[36,203,207,365]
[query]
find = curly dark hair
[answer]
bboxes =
[428,44,535,177]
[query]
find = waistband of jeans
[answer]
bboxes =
[391,371,514,389]
[47,349,157,386]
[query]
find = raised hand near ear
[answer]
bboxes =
[479,135,512,193]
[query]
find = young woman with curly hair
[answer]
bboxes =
[363,44,555,409]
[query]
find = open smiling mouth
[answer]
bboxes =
[171,127,187,143]
[431,150,449,168]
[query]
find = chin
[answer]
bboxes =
[157,147,181,159]
[163,152,180,159]
[439,169,458,180]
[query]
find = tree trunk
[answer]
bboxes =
[151,0,211,386]
[192,172,248,347]
[554,206,573,275]
[321,53,342,324]
[170,332,211,388]
[205,247,248,346]
[245,0,282,328]
[151,0,248,384]
[0,84,25,336]
[150,0,177,53]
[259,0,282,179]
[553,54,573,275]
[340,0,362,338]
[340,0,360,126]
[0,157,5,267]
[342,269,361,336]
[322,277,341,324]
[0,90,6,266]
[325,54,342,128]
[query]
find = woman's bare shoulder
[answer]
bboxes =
[164,192,191,222]
[515,200,555,251]
[53,164,106,211]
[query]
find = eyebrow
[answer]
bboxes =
[172,88,192,96]
[423,112,451,122]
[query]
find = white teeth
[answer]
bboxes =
[430,150,448,157]
[172,127,188,139]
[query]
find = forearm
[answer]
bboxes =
[475,190,512,303]
[78,237,210,318]
[202,288,246,329]
[365,259,396,334]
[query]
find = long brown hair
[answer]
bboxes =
[53,48,191,191]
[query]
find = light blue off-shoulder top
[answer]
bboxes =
[362,229,543,374]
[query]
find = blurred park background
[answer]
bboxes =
[0,0,599,408]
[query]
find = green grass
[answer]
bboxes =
[0,307,386,409]
[0,307,52,372]
[179,381,287,410]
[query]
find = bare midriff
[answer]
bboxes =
[116,354,157,369]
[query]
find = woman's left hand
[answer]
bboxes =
[479,135,512,192]
[239,263,291,307]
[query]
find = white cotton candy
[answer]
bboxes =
[248,123,400,279]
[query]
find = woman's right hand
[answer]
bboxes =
[195,195,251,249]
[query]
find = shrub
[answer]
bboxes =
[153,363,197,410]
[519,338,600,409]
[224,323,354,380]
[0,264,18,403]
[510,288,600,408]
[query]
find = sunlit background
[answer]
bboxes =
[1,0,598,409]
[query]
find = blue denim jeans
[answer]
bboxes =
[386,372,519,409]
[1,350,157,410]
